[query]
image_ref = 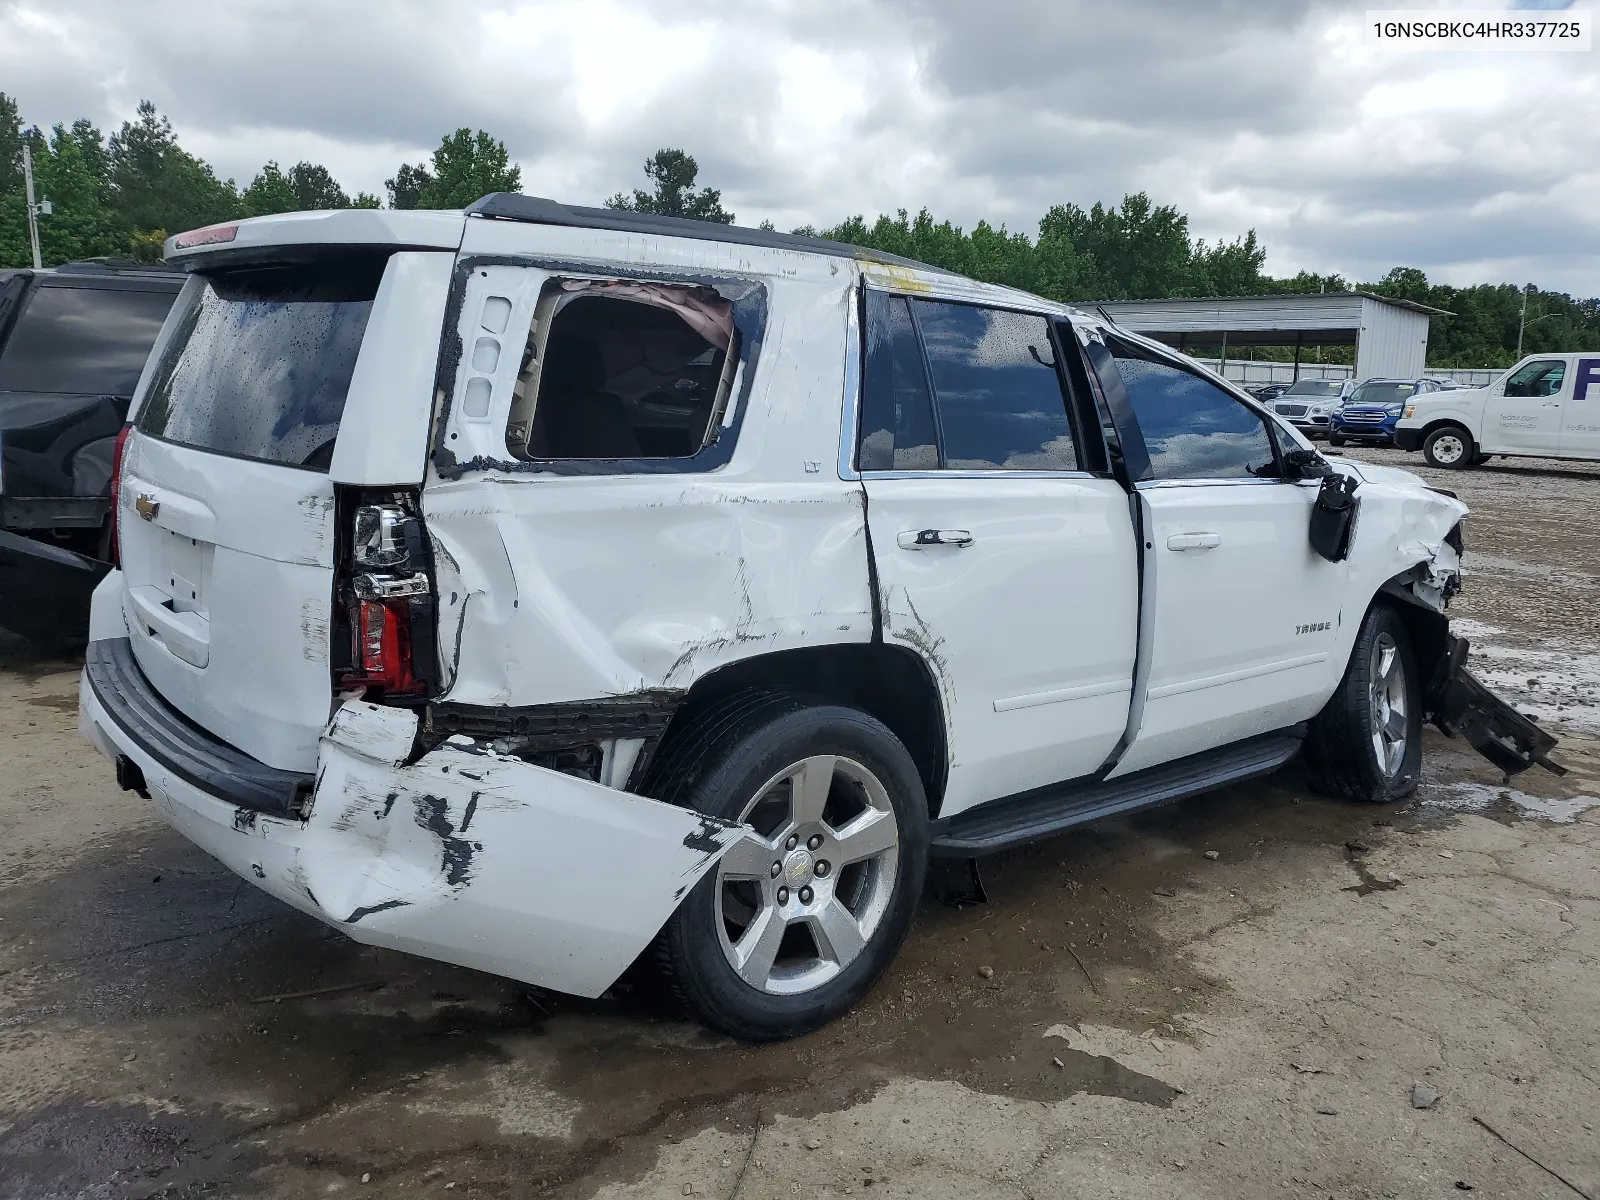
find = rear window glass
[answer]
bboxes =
[137,259,382,471]
[0,284,177,395]
[915,300,1078,471]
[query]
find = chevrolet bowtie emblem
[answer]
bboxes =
[135,494,160,521]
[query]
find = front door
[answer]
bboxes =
[1558,357,1600,458]
[857,292,1138,818]
[1482,358,1568,454]
[1090,338,1348,778]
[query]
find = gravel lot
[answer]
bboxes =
[1,445,1597,1200]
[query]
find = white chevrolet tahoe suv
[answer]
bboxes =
[77,197,1557,1041]
[1395,352,1600,468]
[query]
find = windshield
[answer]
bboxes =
[1349,381,1418,406]
[136,258,382,471]
[1282,380,1340,397]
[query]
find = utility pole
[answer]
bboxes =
[1516,284,1531,359]
[21,141,48,269]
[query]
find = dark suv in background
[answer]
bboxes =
[0,262,183,645]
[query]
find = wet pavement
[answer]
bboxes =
[2,444,1598,1199]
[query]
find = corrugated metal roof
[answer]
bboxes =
[1091,291,1452,322]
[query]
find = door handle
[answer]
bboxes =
[1166,532,1221,551]
[898,529,974,549]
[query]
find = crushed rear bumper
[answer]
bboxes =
[80,635,744,998]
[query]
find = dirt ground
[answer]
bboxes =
[2,445,1598,1200]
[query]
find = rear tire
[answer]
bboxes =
[1305,604,1423,803]
[648,692,929,1041]
[1422,424,1475,469]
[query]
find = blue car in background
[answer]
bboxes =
[1328,378,1447,447]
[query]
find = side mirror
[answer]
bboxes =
[1284,447,1332,479]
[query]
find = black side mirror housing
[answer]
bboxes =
[1284,447,1333,479]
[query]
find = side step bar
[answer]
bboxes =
[930,726,1305,858]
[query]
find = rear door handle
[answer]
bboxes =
[1166,532,1221,551]
[898,529,974,549]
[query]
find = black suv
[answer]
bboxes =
[0,262,184,644]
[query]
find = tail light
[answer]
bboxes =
[339,500,435,699]
[108,423,132,568]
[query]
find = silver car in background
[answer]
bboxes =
[1265,378,1354,439]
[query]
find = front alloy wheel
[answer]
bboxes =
[1368,632,1409,778]
[715,755,899,995]
[1304,604,1422,802]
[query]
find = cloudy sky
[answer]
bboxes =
[3,0,1596,294]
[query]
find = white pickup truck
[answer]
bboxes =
[1395,352,1600,468]
[77,199,1560,1041]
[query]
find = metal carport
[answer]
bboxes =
[1089,292,1451,382]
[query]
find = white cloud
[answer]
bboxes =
[1,0,1595,295]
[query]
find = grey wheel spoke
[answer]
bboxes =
[719,832,777,881]
[810,897,866,966]
[1384,708,1407,741]
[787,755,837,825]
[831,808,898,865]
[732,905,786,988]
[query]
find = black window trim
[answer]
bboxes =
[1093,330,1291,488]
[849,286,1095,480]
[430,254,768,481]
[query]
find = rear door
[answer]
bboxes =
[1558,357,1600,458]
[859,292,1138,818]
[1481,358,1568,454]
[118,253,434,772]
[1090,337,1348,778]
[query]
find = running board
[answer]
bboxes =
[930,726,1306,858]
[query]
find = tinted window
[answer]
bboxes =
[1349,381,1418,405]
[913,300,1076,471]
[0,285,176,395]
[138,260,381,471]
[858,292,938,470]
[1111,348,1277,480]
[1503,360,1566,398]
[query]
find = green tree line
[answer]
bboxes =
[3,94,1593,367]
[0,95,518,266]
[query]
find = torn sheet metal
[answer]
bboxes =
[82,690,744,998]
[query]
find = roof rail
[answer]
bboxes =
[463,193,949,276]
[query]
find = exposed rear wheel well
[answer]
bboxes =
[651,644,949,817]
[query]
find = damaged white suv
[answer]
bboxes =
[78,196,1559,1040]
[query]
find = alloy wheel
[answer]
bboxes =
[1368,632,1408,778]
[714,755,900,996]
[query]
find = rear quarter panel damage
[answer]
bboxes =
[423,266,874,708]
[190,702,745,998]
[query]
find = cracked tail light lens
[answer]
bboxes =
[342,501,430,698]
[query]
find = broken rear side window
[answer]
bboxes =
[504,280,738,461]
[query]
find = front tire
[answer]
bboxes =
[1422,424,1475,469]
[1328,434,1347,447]
[648,693,929,1041]
[1305,605,1423,802]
